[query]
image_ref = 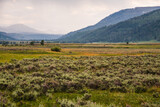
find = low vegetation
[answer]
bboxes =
[0,55,160,106]
[51,46,61,52]
[1,43,160,63]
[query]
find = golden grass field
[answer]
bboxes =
[1,43,160,63]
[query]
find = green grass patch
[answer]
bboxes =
[18,90,160,107]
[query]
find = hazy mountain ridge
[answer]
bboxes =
[0,24,41,34]
[0,24,63,40]
[58,8,160,43]
[8,33,62,40]
[95,6,160,29]
[0,32,15,40]
[60,6,160,41]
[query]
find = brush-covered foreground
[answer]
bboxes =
[0,55,160,107]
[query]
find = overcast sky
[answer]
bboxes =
[0,0,160,34]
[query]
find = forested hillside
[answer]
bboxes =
[59,9,160,43]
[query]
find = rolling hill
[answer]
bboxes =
[0,24,41,34]
[92,7,160,30]
[7,33,62,40]
[79,6,160,32]
[0,32,15,40]
[0,24,63,40]
[59,6,160,42]
[58,8,160,43]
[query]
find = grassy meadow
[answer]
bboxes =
[0,43,160,107]
[1,43,160,63]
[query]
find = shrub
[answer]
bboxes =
[78,89,88,94]
[51,47,61,52]
[77,98,87,106]
[0,96,8,107]
[152,92,159,98]
[30,41,34,45]
[42,80,59,93]
[7,82,16,91]
[0,79,8,90]
[5,63,14,70]
[87,80,100,89]
[135,86,147,93]
[12,89,24,101]
[107,103,117,107]
[57,98,103,107]
[141,102,150,107]
[46,93,53,99]
[59,99,75,107]
[82,93,92,101]
[110,86,127,93]
[67,87,75,93]
[23,91,38,101]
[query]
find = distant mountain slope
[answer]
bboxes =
[0,32,15,40]
[0,24,63,40]
[0,24,41,33]
[93,6,160,30]
[58,9,160,43]
[60,6,160,41]
[7,33,62,40]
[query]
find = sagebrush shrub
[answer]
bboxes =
[12,89,24,101]
[51,47,61,52]
[23,91,38,101]
[152,92,159,98]
[135,86,147,93]
[1,55,160,105]
[82,93,92,100]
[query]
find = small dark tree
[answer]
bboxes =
[2,41,9,46]
[126,41,129,45]
[30,41,35,45]
[41,40,44,45]
[51,47,61,52]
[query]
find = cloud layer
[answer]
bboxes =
[0,0,160,34]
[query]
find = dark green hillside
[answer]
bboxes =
[60,6,160,41]
[59,9,160,43]
[82,6,160,32]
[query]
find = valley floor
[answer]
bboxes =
[1,43,160,63]
[0,43,160,107]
